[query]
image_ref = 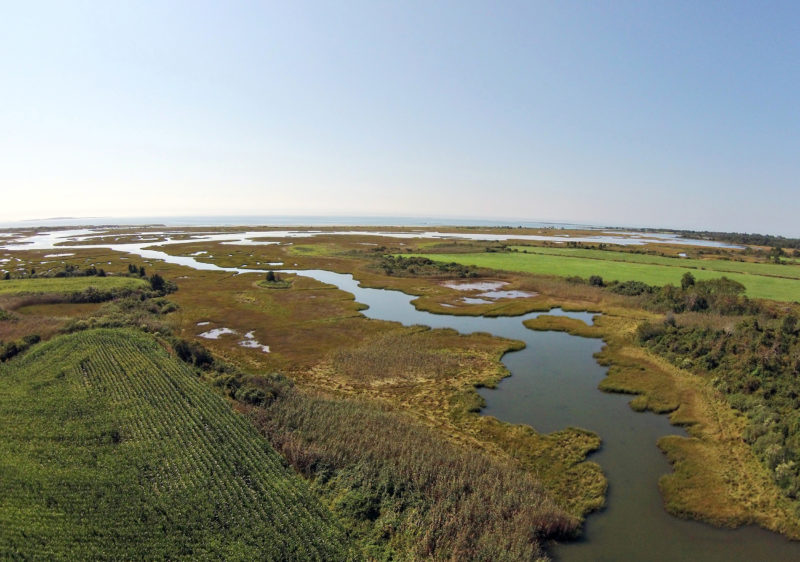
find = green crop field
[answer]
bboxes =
[0,276,145,295]
[0,329,351,559]
[510,246,800,280]
[411,252,800,302]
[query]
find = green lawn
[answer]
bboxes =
[0,276,145,295]
[0,328,351,559]
[412,252,800,302]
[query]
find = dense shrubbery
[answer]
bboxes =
[637,313,800,502]
[52,263,106,278]
[672,230,800,250]
[610,280,653,296]
[0,334,40,362]
[173,338,214,368]
[378,255,477,278]
[61,292,178,336]
[214,371,294,407]
[0,263,109,280]
[607,275,759,315]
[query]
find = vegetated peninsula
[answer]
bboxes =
[1,224,800,560]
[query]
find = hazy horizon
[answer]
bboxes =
[1,213,796,238]
[3,2,799,235]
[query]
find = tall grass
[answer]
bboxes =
[332,330,463,382]
[248,380,577,561]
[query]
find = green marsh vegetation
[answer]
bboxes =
[0,267,169,363]
[0,275,145,295]
[240,375,579,561]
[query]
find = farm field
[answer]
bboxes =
[0,276,145,295]
[510,246,800,279]
[410,251,800,302]
[0,328,351,559]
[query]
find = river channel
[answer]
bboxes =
[2,231,798,560]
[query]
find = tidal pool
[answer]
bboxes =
[198,327,236,339]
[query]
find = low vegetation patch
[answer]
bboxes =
[0,276,145,295]
[377,255,478,278]
[258,271,292,289]
[331,330,464,383]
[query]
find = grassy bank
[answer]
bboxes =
[531,311,800,537]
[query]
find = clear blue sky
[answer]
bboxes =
[2,1,798,235]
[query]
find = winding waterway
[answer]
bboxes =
[2,230,798,560]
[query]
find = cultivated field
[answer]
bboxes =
[411,251,800,302]
[0,328,352,559]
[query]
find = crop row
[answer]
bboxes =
[0,328,352,560]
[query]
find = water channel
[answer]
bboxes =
[2,231,798,560]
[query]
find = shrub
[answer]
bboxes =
[149,274,165,292]
[611,280,652,296]
[636,321,666,342]
[173,339,214,368]
[588,275,604,287]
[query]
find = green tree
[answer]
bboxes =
[149,274,165,292]
[681,272,696,290]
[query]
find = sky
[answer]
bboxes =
[2,1,799,235]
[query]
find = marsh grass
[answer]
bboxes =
[0,276,144,294]
[332,329,463,383]
[249,386,578,561]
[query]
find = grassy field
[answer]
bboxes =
[0,328,352,559]
[0,276,145,295]
[511,246,800,279]
[411,252,800,302]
